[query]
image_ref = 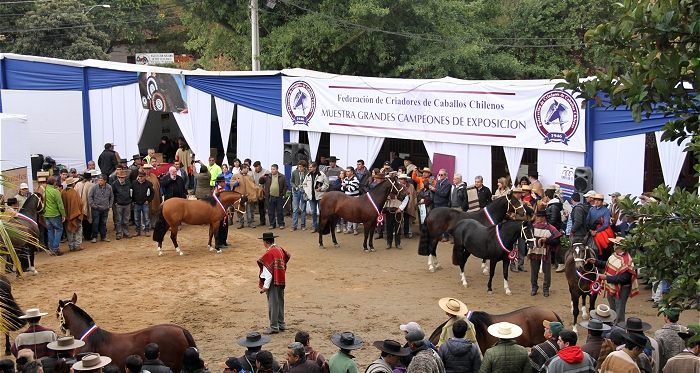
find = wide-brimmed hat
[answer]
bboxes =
[593,193,605,200]
[546,184,557,190]
[215,176,225,182]
[439,297,469,316]
[258,232,278,241]
[142,163,152,169]
[679,324,700,344]
[6,198,17,205]
[37,177,47,182]
[623,333,654,350]
[82,172,92,179]
[47,336,86,350]
[218,357,243,371]
[535,210,547,217]
[65,177,80,185]
[580,318,611,331]
[618,317,652,331]
[608,236,625,246]
[374,172,385,179]
[398,173,408,179]
[522,185,532,191]
[329,156,340,162]
[583,190,597,198]
[132,154,143,161]
[19,183,29,189]
[420,167,432,174]
[487,322,522,339]
[589,304,617,323]
[116,170,127,178]
[372,340,409,356]
[72,353,112,370]
[237,332,271,347]
[19,308,48,319]
[511,187,523,193]
[331,332,363,350]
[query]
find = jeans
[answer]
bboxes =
[91,209,109,239]
[267,196,284,228]
[113,204,130,238]
[45,216,63,251]
[238,203,254,226]
[291,190,306,228]
[133,204,150,233]
[66,219,83,249]
[308,199,320,230]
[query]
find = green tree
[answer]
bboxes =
[12,0,110,60]
[0,0,36,52]
[557,0,700,310]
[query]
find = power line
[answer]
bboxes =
[0,0,202,18]
[0,0,53,4]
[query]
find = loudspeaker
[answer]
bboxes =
[283,143,311,166]
[30,154,44,181]
[574,166,593,193]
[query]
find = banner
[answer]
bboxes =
[282,77,586,152]
[1,167,28,199]
[135,53,175,65]
[138,72,188,113]
[555,162,577,203]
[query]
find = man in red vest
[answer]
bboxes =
[257,232,291,335]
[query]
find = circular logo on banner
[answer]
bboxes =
[533,90,580,146]
[285,81,316,126]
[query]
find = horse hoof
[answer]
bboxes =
[482,270,489,276]
[208,246,215,252]
[158,252,164,257]
[487,290,493,294]
[429,266,435,273]
[505,289,512,296]
[462,283,468,288]
[217,250,222,254]
[179,251,184,256]
[573,325,579,333]
[334,243,340,248]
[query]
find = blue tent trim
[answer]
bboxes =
[3,58,84,90]
[186,74,282,117]
[86,67,138,90]
[589,104,667,142]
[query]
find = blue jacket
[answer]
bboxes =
[586,205,610,232]
[433,179,451,207]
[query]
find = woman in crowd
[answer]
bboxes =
[231,158,242,175]
[417,179,434,231]
[493,177,511,199]
[219,164,233,191]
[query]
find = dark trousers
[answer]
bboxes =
[267,196,284,228]
[608,285,631,324]
[82,219,92,240]
[258,200,266,225]
[516,237,527,269]
[530,258,551,291]
[91,209,109,239]
[267,284,286,332]
[385,211,402,246]
[216,217,228,246]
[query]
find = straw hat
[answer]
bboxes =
[72,353,112,371]
[65,177,80,185]
[593,193,605,200]
[608,236,625,246]
[47,336,86,351]
[142,163,152,169]
[438,297,469,316]
[487,322,523,339]
[19,308,48,319]
[522,185,532,191]
[420,167,432,174]
[511,187,523,193]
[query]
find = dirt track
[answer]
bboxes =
[9,220,698,370]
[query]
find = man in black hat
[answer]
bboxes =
[237,332,279,372]
[257,233,291,334]
[285,342,320,373]
[98,143,118,178]
[619,317,658,373]
[580,318,611,362]
[255,351,276,373]
[129,155,144,180]
[529,210,561,297]
[42,336,85,373]
[321,156,343,181]
[367,340,409,373]
[600,333,653,373]
[328,332,362,373]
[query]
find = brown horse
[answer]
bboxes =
[1,274,26,355]
[565,242,599,333]
[3,193,44,275]
[318,175,406,251]
[418,194,524,272]
[57,294,196,373]
[152,191,245,256]
[429,306,562,353]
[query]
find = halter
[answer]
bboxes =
[573,245,602,294]
[57,301,99,340]
[507,195,524,213]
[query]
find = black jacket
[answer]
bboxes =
[476,186,492,209]
[438,338,481,373]
[131,179,155,205]
[161,175,186,200]
[111,179,132,205]
[545,199,563,230]
[98,149,118,177]
[159,141,176,163]
[143,359,172,373]
[570,202,588,238]
[433,179,451,207]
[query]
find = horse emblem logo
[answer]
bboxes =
[533,90,580,145]
[285,81,316,126]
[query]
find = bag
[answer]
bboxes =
[418,204,427,224]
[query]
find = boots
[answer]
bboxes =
[556,264,566,273]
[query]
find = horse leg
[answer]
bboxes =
[331,217,339,247]
[581,293,589,320]
[28,246,37,275]
[362,228,369,252]
[503,259,512,295]
[459,250,470,287]
[170,226,183,256]
[482,259,489,275]
[208,225,222,254]
[368,224,376,252]
[570,286,580,333]
[5,333,10,355]
[433,252,443,270]
[487,260,497,294]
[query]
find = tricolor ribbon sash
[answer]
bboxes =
[366,193,384,226]
[576,269,602,295]
[213,193,227,226]
[16,212,38,227]
[495,224,518,263]
[79,324,98,341]
[483,207,495,226]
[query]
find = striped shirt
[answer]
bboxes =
[341,176,360,197]
[11,324,58,359]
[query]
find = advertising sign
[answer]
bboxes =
[138,72,188,113]
[135,53,175,65]
[555,162,577,203]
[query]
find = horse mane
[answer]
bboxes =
[67,303,113,348]
[469,311,492,341]
[199,195,217,207]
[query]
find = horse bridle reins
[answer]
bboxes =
[573,245,602,294]
[508,196,525,214]
[57,301,99,340]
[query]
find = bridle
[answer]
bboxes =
[508,195,525,214]
[521,221,536,245]
[573,244,601,294]
[56,301,72,335]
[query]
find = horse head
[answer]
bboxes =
[572,243,595,273]
[56,293,79,335]
[507,192,525,216]
[386,174,408,200]
[521,220,536,252]
[19,193,45,217]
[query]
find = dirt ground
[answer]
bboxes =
[9,218,699,370]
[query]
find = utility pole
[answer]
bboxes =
[250,0,260,71]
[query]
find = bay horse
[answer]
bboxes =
[2,193,45,275]
[1,274,26,355]
[318,175,406,251]
[429,306,562,353]
[418,194,524,273]
[565,242,599,333]
[452,219,535,294]
[57,294,196,373]
[152,191,245,256]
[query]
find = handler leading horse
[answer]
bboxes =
[418,193,524,272]
[318,173,405,251]
[153,191,245,256]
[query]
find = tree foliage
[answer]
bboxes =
[557,0,700,310]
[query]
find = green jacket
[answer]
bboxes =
[290,168,308,191]
[44,184,66,218]
[329,351,359,373]
[207,164,222,186]
[479,340,529,373]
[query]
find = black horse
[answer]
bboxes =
[1,274,26,355]
[565,243,599,333]
[418,194,524,273]
[452,219,535,294]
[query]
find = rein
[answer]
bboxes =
[507,196,524,213]
[574,246,602,295]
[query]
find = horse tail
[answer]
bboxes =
[182,328,197,348]
[321,213,332,235]
[152,205,169,242]
[553,311,563,323]
[0,275,27,332]
[418,224,431,256]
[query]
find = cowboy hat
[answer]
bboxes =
[142,163,152,169]
[132,154,143,161]
[593,193,605,200]
[65,177,80,185]
[589,304,617,323]
[678,324,700,344]
[328,156,340,162]
[37,177,47,182]
[237,332,271,347]
[372,340,409,356]
[579,318,611,331]
[535,210,547,217]
[19,183,28,189]
[439,297,469,316]
[116,170,127,178]
[583,190,597,198]
[487,322,522,339]
[511,187,523,193]
[258,232,278,241]
[398,173,408,179]
[420,167,432,174]
[331,332,363,350]
[19,308,48,319]
[47,336,86,351]
[623,333,654,350]
[6,198,17,205]
[608,236,625,246]
[72,353,112,371]
[618,317,652,331]
[521,185,532,191]
[215,176,225,182]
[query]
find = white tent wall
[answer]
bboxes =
[423,142,492,187]
[214,97,235,153]
[329,134,384,169]
[308,132,321,162]
[236,106,284,168]
[0,114,31,193]
[174,86,212,163]
[593,134,646,198]
[1,90,85,172]
[536,149,585,187]
[655,131,690,193]
[89,83,148,164]
[289,130,299,143]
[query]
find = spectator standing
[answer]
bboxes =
[43,176,65,256]
[88,175,113,243]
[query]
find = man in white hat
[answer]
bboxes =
[480,322,529,373]
[437,298,480,355]
[15,183,31,209]
[72,353,112,373]
[11,308,57,359]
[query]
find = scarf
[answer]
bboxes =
[257,245,291,288]
[559,346,584,364]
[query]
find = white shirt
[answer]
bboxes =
[260,266,272,289]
